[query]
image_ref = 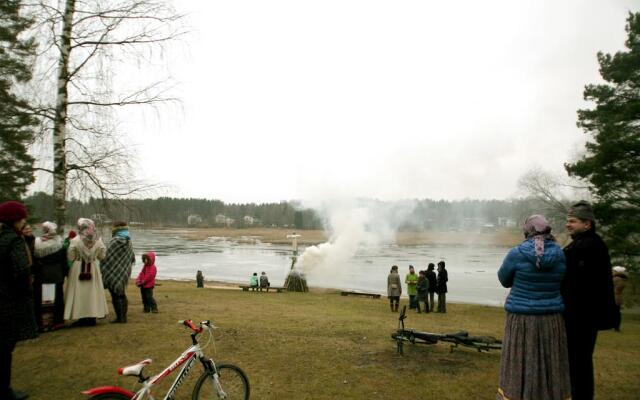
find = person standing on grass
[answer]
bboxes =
[64,218,108,327]
[436,261,448,313]
[405,265,418,310]
[259,271,270,292]
[196,270,205,288]
[416,270,429,313]
[497,214,570,400]
[32,222,67,332]
[562,201,618,400]
[101,222,136,323]
[612,266,628,332]
[426,263,437,312]
[136,252,158,313]
[0,201,38,400]
[387,265,402,312]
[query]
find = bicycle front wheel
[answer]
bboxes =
[192,364,250,400]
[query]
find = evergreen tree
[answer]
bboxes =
[566,12,640,268]
[0,0,37,201]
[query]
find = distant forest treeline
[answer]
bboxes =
[24,192,559,231]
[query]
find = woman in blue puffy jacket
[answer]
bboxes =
[496,215,570,400]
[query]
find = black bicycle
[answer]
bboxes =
[392,306,502,355]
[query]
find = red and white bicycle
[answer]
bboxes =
[82,319,250,400]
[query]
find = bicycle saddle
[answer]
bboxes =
[118,359,153,376]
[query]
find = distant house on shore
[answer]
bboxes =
[498,217,517,228]
[214,214,227,225]
[243,215,254,226]
[91,213,110,225]
[187,214,203,225]
[482,223,496,232]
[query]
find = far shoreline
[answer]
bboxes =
[137,226,539,247]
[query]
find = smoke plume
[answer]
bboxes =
[297,198,416,285]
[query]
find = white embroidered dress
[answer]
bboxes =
[64,236,109,320]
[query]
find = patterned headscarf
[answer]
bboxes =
[77,218,97,249]
[40,221,58,241]
[34,221,63,258]
[523,215,554,269]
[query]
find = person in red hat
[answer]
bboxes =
[0,201,38,400]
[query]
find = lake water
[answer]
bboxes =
[128,229,511,307]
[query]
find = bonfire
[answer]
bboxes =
[285,270,308,292]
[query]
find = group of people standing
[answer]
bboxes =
[497,201,621,400]
[387,262,448,313]
[0,201,158,400]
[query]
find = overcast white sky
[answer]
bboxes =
[114,0,639,203]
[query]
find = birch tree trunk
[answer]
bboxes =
[27,0,183,231]
[52,0,75,233]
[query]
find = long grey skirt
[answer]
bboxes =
[497,312,571,400]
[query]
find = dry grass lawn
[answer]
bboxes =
[14,280,640,399]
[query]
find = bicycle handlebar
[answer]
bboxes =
[178,319,214,334]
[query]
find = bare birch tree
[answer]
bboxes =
[25,0,185,232]
[517,167,590,226]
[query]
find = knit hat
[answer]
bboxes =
[568,200,595,221]
[0,201,28,223]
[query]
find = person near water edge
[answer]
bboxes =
[387,265,402,312]
[405,265,418,310]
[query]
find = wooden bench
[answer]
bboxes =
[239,285,285,293]
[340,291,381,299]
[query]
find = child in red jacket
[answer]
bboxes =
[136,251,158,313]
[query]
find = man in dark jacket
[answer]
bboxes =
[436,261,448,313]
[562,200,617,400]
[426,263,437,312]
[0,201,38,400]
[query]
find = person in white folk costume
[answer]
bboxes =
[64,218,108,327]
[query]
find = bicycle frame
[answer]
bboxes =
[83,321,221,400]
[140,342,207,399]
[393,306,502,354]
